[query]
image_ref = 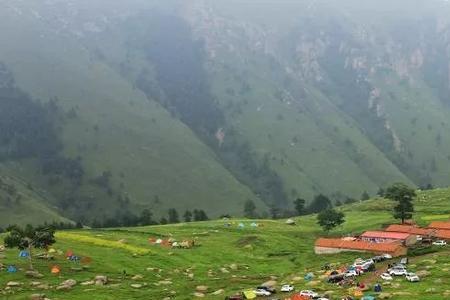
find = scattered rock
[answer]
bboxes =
[212,289,224,295]
[426,288,436,293]
[196,285,208,292]
[220,268,229,274]
[261,280,277,288]
[56,279,77,290]
[26,271,44,278]
[36,284,49,290]
[159,280,172,285]
[132,275,143,280]
[81,281,95,286]
[94,275,108,286]
[131,284,142,289]
[292,276,303,282]
[30,294,46,300]
[229,263,238,270]
[416,270,431,277]
[378,292,392,299]
[30,282,42,287]
[193,292,205,297]
[6,281,22,287]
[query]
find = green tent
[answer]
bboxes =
[243,290,256,299]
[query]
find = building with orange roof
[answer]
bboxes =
[360,231,417,246]
[314,238,407,257]
[385,224,435,238]
[428,221,450,231]
[434,229,450,240]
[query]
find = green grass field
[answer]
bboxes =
[0,188,449,299]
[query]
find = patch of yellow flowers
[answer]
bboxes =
[56,232,150,255]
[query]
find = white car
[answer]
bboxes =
[380,273,393,281]
[389,268,407,276]
[280,284,295,292]
[405,273,420,282]
[382,253,393,259]
[254,289,271,296]
[344,270,359,277]
[433,240,447,246]
[299,290,319,298]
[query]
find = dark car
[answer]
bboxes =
[328,273,345,283]
[362,263,375,272]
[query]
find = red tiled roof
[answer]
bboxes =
[315,238,405,253]
[361,231,411,240]
[428,221,450,230]
[385,224,434,236]
[435,229,450,240]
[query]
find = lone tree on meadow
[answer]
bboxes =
[183,210,192,222]
[294,198,306,215]
[4,225,56,270]
[385,183,416,224]
[317,208,345,233]
[243,200,257,219]
[168,208,180,224]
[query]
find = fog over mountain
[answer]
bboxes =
[1,0,450,225]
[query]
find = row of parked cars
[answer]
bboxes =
[328,254,392,284]
[254,285,329,299]
[381,258,420,282]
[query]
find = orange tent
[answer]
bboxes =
[51,265,61,274]
[290,295,309,300]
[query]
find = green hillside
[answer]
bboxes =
[0,0,450,224]
[0,172,70,226]
[1,188,450,299]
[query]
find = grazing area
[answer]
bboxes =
[1,188,450,299]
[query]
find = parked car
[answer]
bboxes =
[406,273,420,282]
[299,290,319,298]
[257,286,276,294]
[344,270,359,277]
[433,240,447,246]
[225,294,243,300]
[382,254,393,259]
[328,273,345,283]
[254,289,271,296]
[361,263,375,272]
[380,273,393,281]
[280,284,294,292]
[372,255,385,262]
[389,268,407,276]
[400,257,409,265]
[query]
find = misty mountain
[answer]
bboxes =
[1,0,450,225]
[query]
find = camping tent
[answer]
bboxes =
[19,250,29,258]
[243,290,256,299]
[304,272,314,281]
[290,294,309,300]
[286,218,296,225]
[238,223,245,229]
[7,265,17,273]
[374,283,382,292]
[362,296,376,300]
[250,222,258,227]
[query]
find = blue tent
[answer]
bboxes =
[374,283,382,293]
[7,265,17,273]
[304,272,314,281]
[362,295,376,300]
[19,250,29,258]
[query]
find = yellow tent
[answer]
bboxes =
[243,290,256,299]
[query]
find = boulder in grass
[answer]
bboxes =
[196,285,208,292]
[26,270,44,278]
[212,289,224,295]
[131,284,142,289]
[30,294,46,300]
[285,219,296,225]
[6,281,22,287]
[260,280,277,288]
[378,293,392,299]
[193,292,205,298]
[81,281,95,286]
[132,274,143,280]
[94,275,108,285]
